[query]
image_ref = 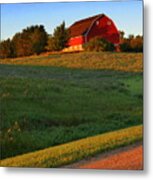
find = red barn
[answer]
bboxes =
[64,14,120,51]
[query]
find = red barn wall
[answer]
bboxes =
[68,36,85,46]
[87,16,120,44]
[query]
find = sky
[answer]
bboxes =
[1,0,143,40]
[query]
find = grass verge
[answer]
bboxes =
[0,125,143,168]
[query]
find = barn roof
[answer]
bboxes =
[68,14,105,38]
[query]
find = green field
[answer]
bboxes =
[0,52,143,160]
[0,125,142,168]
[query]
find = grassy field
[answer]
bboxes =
[0,52,143,160]
[0,52,143,72]
[0,125,142,168]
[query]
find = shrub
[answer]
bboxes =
[83,37,115,52]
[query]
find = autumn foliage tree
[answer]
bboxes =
[0,25,48,58]
[0,22,69,58]
[12,32,33,57]
[130,35,143,52]
[12,25,48,57]
[0,39,13,58]
[119,31,143,52]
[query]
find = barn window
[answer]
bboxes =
[107,21,112,26]
[96,21,99,26]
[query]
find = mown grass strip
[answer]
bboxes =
[0,125,142,168]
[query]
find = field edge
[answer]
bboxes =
[0,125,143,168]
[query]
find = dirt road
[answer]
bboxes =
[64,142,143,170]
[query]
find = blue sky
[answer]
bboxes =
[1,0,143,40]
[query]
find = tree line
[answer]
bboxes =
[119,31,143,52]
[0,22,69,58]
[0,23,143,58]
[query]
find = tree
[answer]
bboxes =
[12,25,48,57]
[119,31,125,40]
[12,32,33,57]
[0,39,13,58]
[130,35,143,52]
[128,34,134,40]
[31,25,48,54]
[120,38,132,52]
[50,21,69,51]
[46,35,56,51]
[120,35,143,52]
